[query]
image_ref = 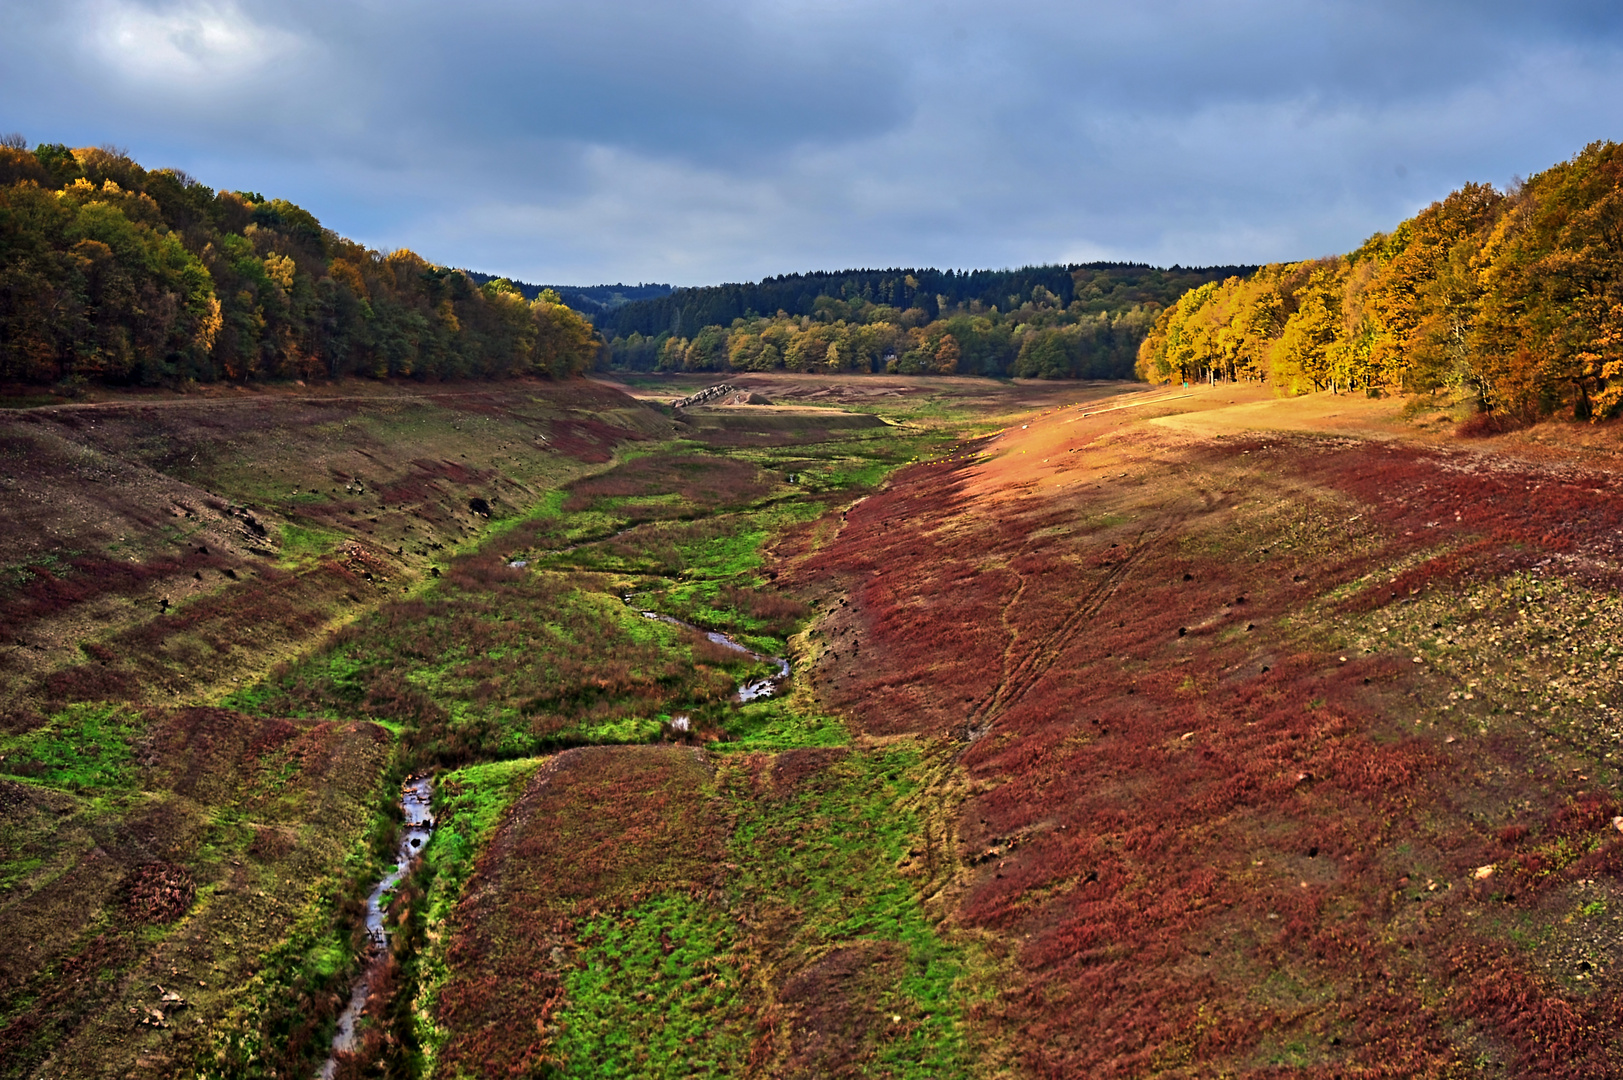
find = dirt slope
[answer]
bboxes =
[0,378,667,724]
[0,377,668,1079]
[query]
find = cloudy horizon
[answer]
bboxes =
[3,0,1621,287]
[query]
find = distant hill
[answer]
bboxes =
[460,273,673,320]
[601,263,1256,380]
[603,264,1253,339]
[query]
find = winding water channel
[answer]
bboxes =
[318,610,789,1073]
[318,775,434,1080]
[633,606,792,703]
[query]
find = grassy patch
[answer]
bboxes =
[720,699,848,751]
[722,746,978,1075]
[555,892,749,1078]
[232,567,747,761]
[0,704,139,793]
[276,522,344,564]
[413,757,544,1068]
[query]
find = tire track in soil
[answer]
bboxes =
[961,523,1172,743]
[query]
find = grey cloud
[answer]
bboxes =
[1,0,1621,284]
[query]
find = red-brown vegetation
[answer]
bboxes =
[544,416,644,462]
[434,745,727,1076]
[118,861,197,924]
[793,407,1623,1076]
[562,451,773,518]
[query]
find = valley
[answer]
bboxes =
[4,373,1623,1078]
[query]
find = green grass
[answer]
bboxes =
[721,746,978,1075]
[556,714,664,744]
[555,892,749,1078]
[0,704,139,793]
[720,699,848,750]
[276,522,344,563]
[414,757,545,1067]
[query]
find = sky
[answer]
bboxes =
[3,1,1622,287]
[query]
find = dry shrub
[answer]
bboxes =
[562,452,771,517]
[248,825,296,863]
[720,584,809,633]
[1456,404,1538,438]
[792,429,1623,1075]
[374,458,495,505]
[38,661,136,705]
[545,417,637,463]
[689,631,748,667]
[435,746,724,1076]
[1456,948,1611,1076]
[119,861,196,924]
[0,700,46,734]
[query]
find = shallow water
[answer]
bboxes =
[318,775,434,1079]
[636,608,791,701]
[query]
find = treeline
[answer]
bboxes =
[0,140,598,386]
[460,272,672,319]
[605,264,1251,379]
[1138,141,1623,420]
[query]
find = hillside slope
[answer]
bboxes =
[800,386,1623,1075]
[6,375,1623,1078]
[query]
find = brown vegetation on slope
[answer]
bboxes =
[0,378,668,721]
[433,745,729,1076]
[0,707,391,1079]
[797,388,1623,1077]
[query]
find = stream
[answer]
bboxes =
[318,775,435,1079]
[631,604,792,703]
[317,608,785,1074]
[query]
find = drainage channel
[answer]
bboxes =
[318,774,434,1079]
[319,605,784,1072]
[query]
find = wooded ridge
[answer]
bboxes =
[602,263,1252,379]
[1137,140,1623,424]
[0,142,599,387]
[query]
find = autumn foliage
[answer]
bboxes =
[0,144,599,386]
[1138,141,1623,421]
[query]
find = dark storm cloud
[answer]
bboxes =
[2,0,1621,283]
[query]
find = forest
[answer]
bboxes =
[1137,140,1623,422]
[601,264,1249,379]
[0,139,1258,388]
[0,142,599,386]
[459,272,672,320]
